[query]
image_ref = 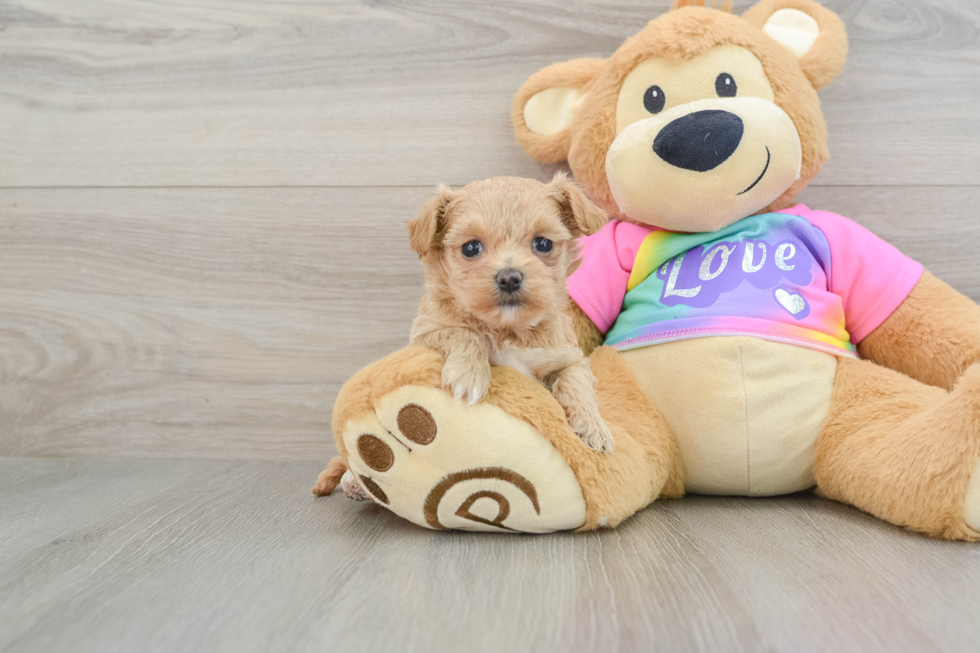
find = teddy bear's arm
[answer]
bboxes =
[857,271,980,391]
[568,302,604,356]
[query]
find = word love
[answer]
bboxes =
[655,238,814,310]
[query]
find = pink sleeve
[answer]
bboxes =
[787,206,924,343]
[567,220,652,334]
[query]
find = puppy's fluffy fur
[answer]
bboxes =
[408,175,614,452]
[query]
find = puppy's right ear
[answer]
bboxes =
[407,185,454,258]
[512,58,605,163]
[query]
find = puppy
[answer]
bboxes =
[407,174,614,452]
[312,174,613,498]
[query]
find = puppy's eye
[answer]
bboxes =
[461,240,482,258]
[532,237,553,254]
[643,85,666,114]
[715,73,737,98]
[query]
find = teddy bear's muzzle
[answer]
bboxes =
[605,96,802,233]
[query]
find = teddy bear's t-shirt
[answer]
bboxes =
[567,205,923,357]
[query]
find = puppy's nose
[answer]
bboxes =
[495,268,524,294]
[653,110,744,172]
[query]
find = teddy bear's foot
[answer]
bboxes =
[966,462,980,533]
[338,383,588,532]
[961,368,980,534]
[816,359,980,541]
[327,345,684,532]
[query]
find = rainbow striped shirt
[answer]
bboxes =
[567,205,923,358]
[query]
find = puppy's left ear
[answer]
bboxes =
[743,0,848,90]
[407,185,454,258]
[548,173,608,237]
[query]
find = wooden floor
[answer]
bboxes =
[2,457,979,653]
[2,0,980,651]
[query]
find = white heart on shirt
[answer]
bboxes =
[774,288,807,315]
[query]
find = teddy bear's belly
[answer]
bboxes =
[621,336,838,496]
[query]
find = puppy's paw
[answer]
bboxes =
[340,470,370,501]
[570,410,614,453]
[441,356,491,405]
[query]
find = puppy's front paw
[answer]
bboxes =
[570,411,615,453]
[441,356,491,405]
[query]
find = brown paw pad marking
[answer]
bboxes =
[352,405,437,508]
[456,491,511,529]
[357,434,393,472]
[423,467,539,530]
[359,475,389,505]
[397,404,436,444]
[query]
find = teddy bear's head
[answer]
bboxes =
[512,0,847,233]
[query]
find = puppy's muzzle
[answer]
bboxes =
[495,268,524,294]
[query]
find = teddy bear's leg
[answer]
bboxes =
[326,345,682,532]
[814,357,980,541]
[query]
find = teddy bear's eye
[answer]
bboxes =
[643,85,666,114]
[461,240,483,258]
[532,237,553,254]
[715,73,737,98]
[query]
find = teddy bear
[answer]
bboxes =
[316,0,980,540]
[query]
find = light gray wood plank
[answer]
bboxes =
[662,497,980,652]
[1,457,978,653]
[0,187,432,460]
[1,0,977,188]
[2,185,979,460]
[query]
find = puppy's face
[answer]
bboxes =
[441,185,573,329]
[408,175,607,330]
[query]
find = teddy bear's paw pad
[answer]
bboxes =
[340,385,587,533]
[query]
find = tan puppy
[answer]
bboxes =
[408,175,614,452]
[313,174,613,497]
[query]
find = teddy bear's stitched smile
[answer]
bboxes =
[738,146,771,196]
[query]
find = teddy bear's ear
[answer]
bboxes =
[548,172,608,237]
[742,0,848,90]
[512,59,606,163]
[407,185,454,258]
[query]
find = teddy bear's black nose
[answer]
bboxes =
[653,110,744,172]
[495,268,524,294]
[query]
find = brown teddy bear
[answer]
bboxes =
[317,0,980,540]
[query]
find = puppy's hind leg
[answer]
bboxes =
[551,361,614,453]
[340,470,370,501]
